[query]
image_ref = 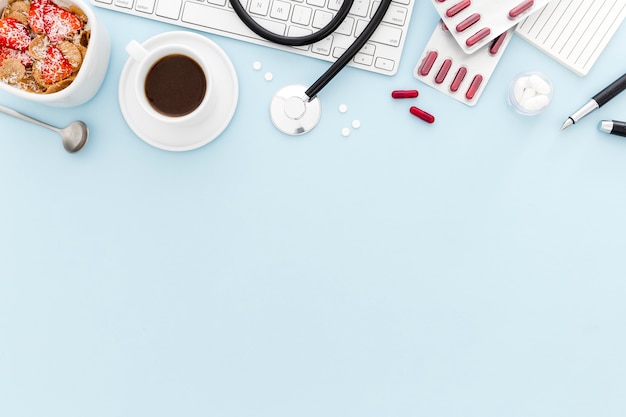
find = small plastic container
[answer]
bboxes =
[508,71,553,115]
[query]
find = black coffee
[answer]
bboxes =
[144,54,207,117]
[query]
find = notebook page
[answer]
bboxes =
[515,0,626,76]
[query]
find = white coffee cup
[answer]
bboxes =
[0,0,110,107]
[126,40,213,126]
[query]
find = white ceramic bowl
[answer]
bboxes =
[0,0,110,107]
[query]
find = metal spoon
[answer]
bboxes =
[0,104,88,153]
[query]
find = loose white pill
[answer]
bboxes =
[352,119,361,129]
[513,77,529,103]
[529,73,551,95]
[521,94,550,111]
[521,87,537,102]
[264,72,273,81]
[341,127,350,137]
[252,61,262,70]
[338,104,348,113]
[515,75,531,89]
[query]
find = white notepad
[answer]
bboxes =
[515,0,626,76]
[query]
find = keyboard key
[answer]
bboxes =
[255,17,287,34]
[249,0,271,16]
[332,46,345,58]
[312,10,333,29]
[287,25,312,49]
[336,16,354,35]
[135,0,155,13]
[381,4,408,26]
[114,0,133,9]
[311,35,333,55]
[369,24,402,46]
[156,0,182,19]
[353,52,373,65]
[288,25,313,36]
[360,43,375,55]
[375,57,395,71]
[327,0,342,10]
[270,0,291,20]
[350,0,370,17]
[291,5,312,25]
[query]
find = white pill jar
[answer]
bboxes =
[508,71,553,115]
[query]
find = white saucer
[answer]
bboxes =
[119,31,238,151]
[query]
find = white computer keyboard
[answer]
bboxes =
[91,0,415,75]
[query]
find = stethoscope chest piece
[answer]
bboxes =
[270,84,321,135]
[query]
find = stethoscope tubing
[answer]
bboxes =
[229,0,395,100]
[304,0,394,100]
[230,0,355,47]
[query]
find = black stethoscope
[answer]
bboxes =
[230,0,394,135]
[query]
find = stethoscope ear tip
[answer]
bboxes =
[270,84,321,135]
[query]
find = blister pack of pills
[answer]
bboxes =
[431,0,551,54]
[413,21,513,106]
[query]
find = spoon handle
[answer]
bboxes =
[0,104,60,133]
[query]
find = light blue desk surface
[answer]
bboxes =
[2,3,626,416]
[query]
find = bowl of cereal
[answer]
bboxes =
[0,0,109,106]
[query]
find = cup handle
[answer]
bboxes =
[126,40,148,62]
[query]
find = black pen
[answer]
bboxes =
[599,120,626,137]
[561,73,626,130]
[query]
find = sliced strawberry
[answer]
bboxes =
[41,45,72,84]
[0,18,31,51]
[0,45,33,66]
[28,0,48,34]
[43,2,83,44]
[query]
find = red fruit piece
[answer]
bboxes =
[28,0,48,34]
[43,2,83,44]
[41,45,72,84]
[0,45,33,66]
[0,18,31,51]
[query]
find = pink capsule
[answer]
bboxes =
[391,89,419,99]
[466,74,483,100]
[456,13,481,32]
[435,59,452,84]
[509,0,534,18]
[410,106,435,124]
[446,0,471,17]
[489,32,507,55]
[450,66,467,92]
[466,27,491,46]
[419,50,438,76]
